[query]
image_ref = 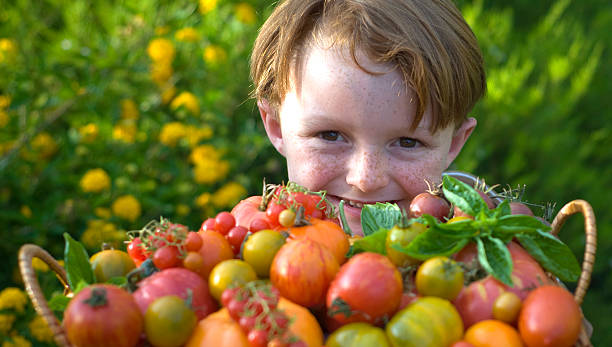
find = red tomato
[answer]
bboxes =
[326,252,403,327]
[509,202,534,216]
[518,285,581,347]
[232,196,267,229]
[409,192,451,221]
[127,237,148,266]
[226,226,249,254]
[270,239,339,308]
[153,246,181,269]
[249,218,271,233]
[215,211,236,235]
[184,231,203,252]
[201,218,217,232]
[63,284,143,347]
[132,268,218,320]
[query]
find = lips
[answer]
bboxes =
[327,195,399,214]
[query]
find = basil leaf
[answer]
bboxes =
[361,203,402,236]
[442,175,487,218]
[63,232,94,289]
[515,231,581,282]
[428,218,479,238]
[496,214,552,233]
[399,230,469,260]
[492,199,511,217]
[348,228,389,257]
[476,236,513,286]
[48,294,71,312]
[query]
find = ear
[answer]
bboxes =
[258,99,285,156]
[445,117,477,167]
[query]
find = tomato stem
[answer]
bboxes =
[83,287,108,308]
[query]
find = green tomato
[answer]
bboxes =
[326,322,390,347]
[386,297,463,347]
[145,295,197,347]
[385,222,427,267]
[415,256,464,301]
[89,249,136,283]
[242,229,286,277]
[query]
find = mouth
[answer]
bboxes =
[327,195,400,212]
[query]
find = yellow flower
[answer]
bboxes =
[160,86,176,104]
[175,28,200,42]
[120,99,139,120]
[112,195,141,222]
[30,132,58,159]
[170,91,200,116]
[147,38,175,63]
[150,62,174,86]
[28,316,53,343]
[189,144,221,165]
[31,258,49,272]
[0,314,16,334]
[212,182,247,208]
[20,205,32,218]
[234,2,257,24]
[0,287,28,313]
[0,95,10,108]
[176,204,191,216]
[2,334,32,347]
[94,207,112,219]
[195,192,211,208]
[203,44,227,66]
[185,126,213,148]
[78,123,99,143]
[80,168,111,193]
[112,120,137,143]
[0,38,18,63]
[199,0,218,14]
[155,26,171,36]
[159,122,187,147]
[81,221,119,250]
[193,158,229,184]
[0,110,8,128]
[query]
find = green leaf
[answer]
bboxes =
[48,294,71,312]
[424,215,479,238]
[442,175,488,218]
[63,232,94,290]
[476,236,513,286]
[348,228,389,257]
[399,230,469,260]
[106,276,128,287]
[492,199,512,217]
[361,203,402,236]
[515,231,581,282]
[496,214,552,233]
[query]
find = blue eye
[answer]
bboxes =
[318,131,341,141]
[398,137,418,148]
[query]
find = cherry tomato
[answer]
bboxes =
[90,249,136,283]
[227,226,249,254]
[208,259,258,302]
[416,256,464,300]
[266,201,286,228]
[492,291,522,324]
[242,229,286,277]
[326,322,390,347]
[247,329,269,347]
[385,222,427,267]
[464,320,523,347]
[153,246,181,269]
[127,237,148,265]
[278,209,296,227]
[250,218,271,233]
[409,192,450,221]
[215,211,236,235]
[145,295,197,347]
[184,231,203,252]
[201,217,216,231]
[227,296,248,320]
[182,251,205,274]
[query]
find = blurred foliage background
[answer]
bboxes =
[0,0,609,345]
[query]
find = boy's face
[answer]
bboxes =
[259,45,476,236]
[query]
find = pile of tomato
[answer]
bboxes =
[61,182,585,347]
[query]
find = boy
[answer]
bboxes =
[250,0,486,235]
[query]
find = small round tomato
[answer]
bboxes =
[208,259,258,302]
[215,211,236,235]
[416,256,464,301]
[278,209,296,227]
[127,237,148,265]
[227,226,249,254]
[250,218,271,233]
[326,322,390,347]
[464,320,523,347]
[518,285,581,347]
[242,229,286,277]
[182,251,205,274]
[266,201,287,228]
[184,231,203,252]
[492,291,522,324]
[385,222,427,267]
[409,192,450,221]
[90,249,136,283]
[145,295,197,347]
[247,328,269,347]
[153,246,181,269]
[201,218,217,232]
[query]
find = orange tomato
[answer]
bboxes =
[196,230,234,279]
[464,320,524,347]
[288,218,350,265]
[185,298,323,347]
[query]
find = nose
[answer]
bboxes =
[345,148,390,193]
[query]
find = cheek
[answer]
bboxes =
[392,153,448,197]
[285,146,343,191]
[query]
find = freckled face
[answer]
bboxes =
[260,45,475,235]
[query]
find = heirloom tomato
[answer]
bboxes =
[89,249,135,283]
[144,295,197,347]
[288,218,349,265]
[492,291,522,324]
[415,256,464,301]
[464,320,524,347]
[196,230,234,279]
[385,222,427,267]
[231,195,267,229]
[63,284,143,347]
[518,285,581,347]
[326,252,402,327]
[409,192,450,221]
[208,259,257,302]
[242,229,286,277]
[386,296,463,347]
[326,322,390,347]
[133,267,217,320]
[270,238,339,308]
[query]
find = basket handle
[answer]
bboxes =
[550,199,597,306]
[18,244,73,347]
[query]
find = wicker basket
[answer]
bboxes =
[18,199,597,347]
